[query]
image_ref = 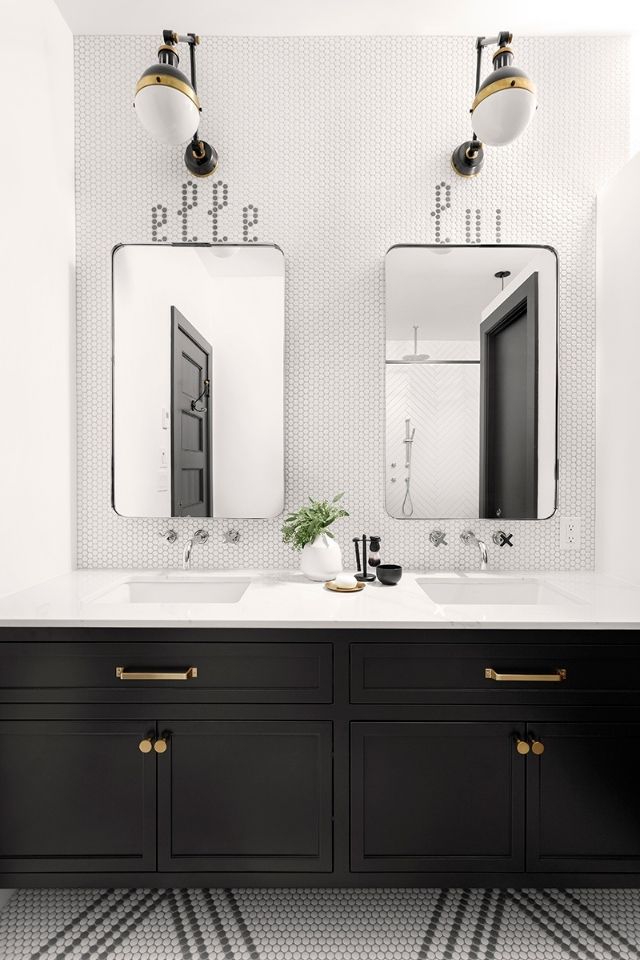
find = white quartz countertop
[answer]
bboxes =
[0,568,639,629]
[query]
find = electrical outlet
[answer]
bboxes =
[560,517,582,551]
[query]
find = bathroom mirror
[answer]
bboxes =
[112,244,284,518]
[385,245,557,520]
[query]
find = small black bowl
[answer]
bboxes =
[376,564,402,586]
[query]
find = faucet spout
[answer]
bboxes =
[183,538,194,570]
[182,529,209,570]
[460,530,488,571]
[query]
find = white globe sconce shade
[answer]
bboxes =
[451,35,537,177]
[134,65,200,145]
[471,73,537,146]
[133,34,218,177]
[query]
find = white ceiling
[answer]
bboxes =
[385,247,550,341]
[52,0,640,36]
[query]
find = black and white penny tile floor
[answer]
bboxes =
[1,888,640,960]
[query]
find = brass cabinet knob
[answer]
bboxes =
[530,739,545,755]
[138,738,154,754]
[515,738,530,755]
[154,737,169,754]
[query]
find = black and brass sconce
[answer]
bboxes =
[451,31,537,177]
[134,29,218,177]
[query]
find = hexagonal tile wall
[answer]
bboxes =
[74,36,628,571]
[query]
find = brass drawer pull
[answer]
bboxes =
[116,667,198,681]
[485,668,566,683]
[515,737,530,755]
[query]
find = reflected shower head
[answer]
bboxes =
[403,325,430,362]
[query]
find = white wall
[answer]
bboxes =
[74,36,627,571]
[596,153,640,581]
[0,0,75,597]
[113,246,284,518]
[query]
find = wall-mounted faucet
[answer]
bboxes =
[460,530,488,570]
[183,529,209,569]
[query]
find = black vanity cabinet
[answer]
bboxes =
[1,627,640,888]
[526,722,640,874]
[156,720,333,873]
[0,719,156,873]
[350,721,525,873]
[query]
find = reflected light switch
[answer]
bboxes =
[157,469,169,492]
[161,408,170,430]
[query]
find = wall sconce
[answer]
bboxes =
[451,31,537,177]
[134,29,218,178]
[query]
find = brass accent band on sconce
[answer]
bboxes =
[472,76,537,110]
[485,668,566,682]
[135,73,201,109]
[116,667,198,681]
[515,738,530,755]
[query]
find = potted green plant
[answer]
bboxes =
[282,494,349,581]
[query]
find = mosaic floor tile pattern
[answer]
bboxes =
[1,888,639,960]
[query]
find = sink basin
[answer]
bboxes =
[417,577,582,606]
[93,577,251,605]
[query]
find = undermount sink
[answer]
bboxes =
[416,577,583,606]
[93,577,251,605]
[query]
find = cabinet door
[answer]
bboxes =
[527,722,640,872]
[157,721,332,872]
[0,720,156,872]
[351,722,525,872]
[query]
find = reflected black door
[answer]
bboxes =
[479,273,538,519]
[526,722,640,873]
[171,307,212,516]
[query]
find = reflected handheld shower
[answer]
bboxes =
[402,418,415,517]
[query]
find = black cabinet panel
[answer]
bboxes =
[526,722,640,873]
[158,720,333,872]
[0,641,333,703]
[0,720,156,872]
[351,642,640,704]
[351,722,524,872]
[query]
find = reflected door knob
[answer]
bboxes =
[515,738,530,755]
[154,737,169,754]
[138,738,154,754]
[530,739,545,755]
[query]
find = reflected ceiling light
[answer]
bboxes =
[495,269,511,291]
[134,29,218,177]
[451,31,537,178]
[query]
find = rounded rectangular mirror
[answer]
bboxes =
[385,245,557,520]
[112,243,285,519]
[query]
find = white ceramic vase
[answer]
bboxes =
[299,533,343,582]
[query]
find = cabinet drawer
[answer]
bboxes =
[0,642,333,703]
[351,641,640,703]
